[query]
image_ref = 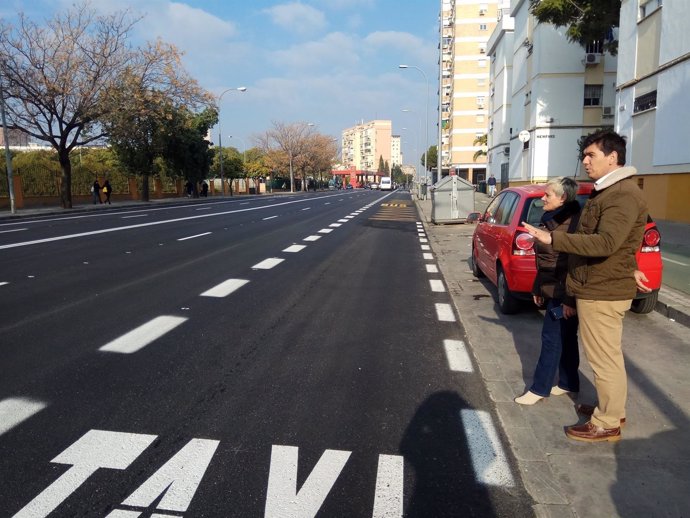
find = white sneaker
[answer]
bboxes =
[514,391,543,405]
[550,386,575,396]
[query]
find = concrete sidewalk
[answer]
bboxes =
[415,195,690,517]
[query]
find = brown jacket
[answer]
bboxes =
[551,167,648,301]
[532,200,581,305]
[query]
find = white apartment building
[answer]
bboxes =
[391,135,402,167]
[439,0,499,184]
[341,120,393,172]
[486,0,618,188]
[616,0,689,223]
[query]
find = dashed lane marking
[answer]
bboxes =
[429,280,446,292]
[435,303,456,322]
[318,228,334,234]
[283,245,306,253]
[200,279,249,298]
[0,397,48,436]
[337,219,349,223]
[263,216,278,221]
[0,227,28,233]
[372,454,404,518]
[304,235,322,242]
[421,245,431,251]
[426,264,439,273]
[423,253,433,260]
[99,316,188,354]
[121,215,148,219]
[329,223,342,228]
[252,258,285,270]
[461,410,515,487]
[443,340,473,373]
[177,232,212,241]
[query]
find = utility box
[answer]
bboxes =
[431,175,475,224]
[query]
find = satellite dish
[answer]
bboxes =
[518,130,530,142]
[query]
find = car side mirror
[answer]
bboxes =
[467,212,481,224]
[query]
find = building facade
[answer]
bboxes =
[616,0,689,222]
[341,120,393,172]
[391,135,402,167]
[440,0,499,184]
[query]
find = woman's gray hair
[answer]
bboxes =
[546,177,578,202]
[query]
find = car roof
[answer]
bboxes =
[506,181,594,197]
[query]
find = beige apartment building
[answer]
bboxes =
[341,120,393,172]
[440,0,499,184]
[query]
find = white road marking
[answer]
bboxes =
[196,207,212,211]
[304,235,322,242]
[461,410,515,487]
[345,216,354,219]
[118,438,219,513]
[324,202,331,205]
[240,202,250,205]
[426,264,439,273]
[372,454,404,518]
[263,215,278,220]
[0,227,27,233]
[0,281,8,286]
[444,339,473,372]
[663,257,689,266]
[177,232,212,241]
[99,316,188,354]
[14,430,156,518]
[435,303,456,322]
[318,228,334,234]
[329,223,342,227]
[0,397,47,436]
[121,214,148,219]
[337,219,349,223]
[419,238,428,243]
[421,245,431,251]
[423,253,434,260]
[429,280,445,292]
[302,207,311,211]
[252,258,285,269]
[264,445,351,518]
[200,279,249,298]
[283,245,306,253]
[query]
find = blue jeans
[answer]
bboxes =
[529,298,580,397]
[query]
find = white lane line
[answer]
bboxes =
[0,397,48,436]
[196,207,212,211]
[100,316,188,354]
[324,202,331,205]
[318,228,334,234]
[200,279,249,298]
[372,454,404,518]
[283,244,306,253]
[329,223,342,228]
[263,215,278,221]
[426,264,439,273]
[0,281,8,287]
[423,253,434,260]
[337,219,349,223]
[435,303,456,322]
[0,228,28,233]
[240,202,250,205]
[421,244,431,251]
[177,232,212,241]
[430,279,446,292]
[302,207,311,211]
[344,216,354,219]
[252,258,285,270]
[420,238,428,243]
[304,235,322,242]
[418,232,426,237]
[663,257,689,266]
[444,339,473,372]
[121,214,149,219]
[461,409,515,487]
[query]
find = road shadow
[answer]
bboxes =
[399,390,534,517]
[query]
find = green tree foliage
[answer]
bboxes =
[473,134,488,162]
[391,164,406,186]
[529,0,622,55]
[378,155,385,173]
[421,146,438,171]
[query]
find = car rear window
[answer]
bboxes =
[521,193,590,226]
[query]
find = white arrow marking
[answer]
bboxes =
[264,445,351,518]
[119,438,219,513]
[99,316,188,354]
[461,410,515,487]
[372,454,404,518]
[200,279,249,298]
[14,430,156,518]
[0,397,47,436]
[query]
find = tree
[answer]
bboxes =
[529,0,622,55]
[421,146,437,171]
[473,134,488,162]
[257,121,317,192]
[0,2,211,207]
[378,155,385,173]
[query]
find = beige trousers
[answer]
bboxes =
[576,298,632,429]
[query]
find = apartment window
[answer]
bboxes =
[639,0,662,18]
[479,24,487,31]
[584,84,603,106]
[477,96,486,107]
[586,40,604,54]
[634,90,657,113]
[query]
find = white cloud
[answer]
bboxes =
[263,2,327,36]
[268,32,359,71]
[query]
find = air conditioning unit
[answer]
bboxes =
[584,53,601,65]
[503,146,510,155]
[602,106,614,119]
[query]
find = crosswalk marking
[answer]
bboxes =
[0,397,47,436]
[372,455,404,518]
[99,316,187,354]
[200,279,249,298]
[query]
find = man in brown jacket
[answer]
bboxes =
[523,130,648,442]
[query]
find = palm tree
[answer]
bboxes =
[473,134,488,162]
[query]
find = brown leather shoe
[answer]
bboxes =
[566,421,621,443]
[576,404,627,427]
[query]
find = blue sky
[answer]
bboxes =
[4,0,439,165]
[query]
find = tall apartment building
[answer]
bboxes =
[341,120,393,172]
[439,0,499,184]
[486,0,618,188]
[617,0,689,222]
[391,135,402,167]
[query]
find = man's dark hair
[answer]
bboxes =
[581,130,627,165]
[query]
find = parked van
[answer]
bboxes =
[379,177,392,191]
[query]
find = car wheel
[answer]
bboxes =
[471,246,485,278]
[630,291,658,314]
[497,266,520,314]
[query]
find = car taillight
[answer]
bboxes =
[641,228,661,252]
[513,232,535,256]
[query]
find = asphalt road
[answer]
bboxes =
[0,191,534,517]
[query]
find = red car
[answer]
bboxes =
[471,182,662,314]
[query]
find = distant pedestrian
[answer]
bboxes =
[92,179,102,204]
[102,180,112,204]
[201,181,209,197]
[487,174,497,197]
[185,180,193,198]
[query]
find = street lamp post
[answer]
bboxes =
[217,86,247,196]
[399,64,430,195]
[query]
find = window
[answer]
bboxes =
[634,90,657,113]
[494,192,519,225]
[479,24,487,31]
[584,84,603,106]
[477,96,485,107]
